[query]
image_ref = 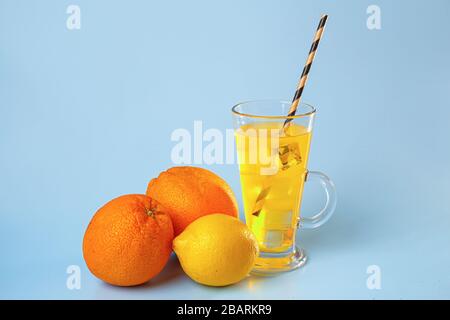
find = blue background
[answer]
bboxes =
[1,0,449,299]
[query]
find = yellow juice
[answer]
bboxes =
[236,122,312,253]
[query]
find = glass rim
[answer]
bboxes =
[231,99,316,120]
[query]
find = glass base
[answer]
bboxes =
[251,246,307,276]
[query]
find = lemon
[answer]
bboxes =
[173,213,259,286]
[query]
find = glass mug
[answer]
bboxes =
[232,100,336,275]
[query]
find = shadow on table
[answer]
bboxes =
[138,254,185,289]
[94,253,184,295]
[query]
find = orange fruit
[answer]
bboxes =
[146,166,238,236]
[83,194,173,286]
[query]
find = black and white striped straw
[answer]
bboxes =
[284,14,328,127]
[251,15,328,217]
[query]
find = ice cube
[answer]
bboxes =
[264,230,284,248]
[262,209,293,230]
[278,143,302,170]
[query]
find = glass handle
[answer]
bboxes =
[298,170,337,229]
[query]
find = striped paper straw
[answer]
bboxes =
[251,15,328,217]
[284,14,328,127]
